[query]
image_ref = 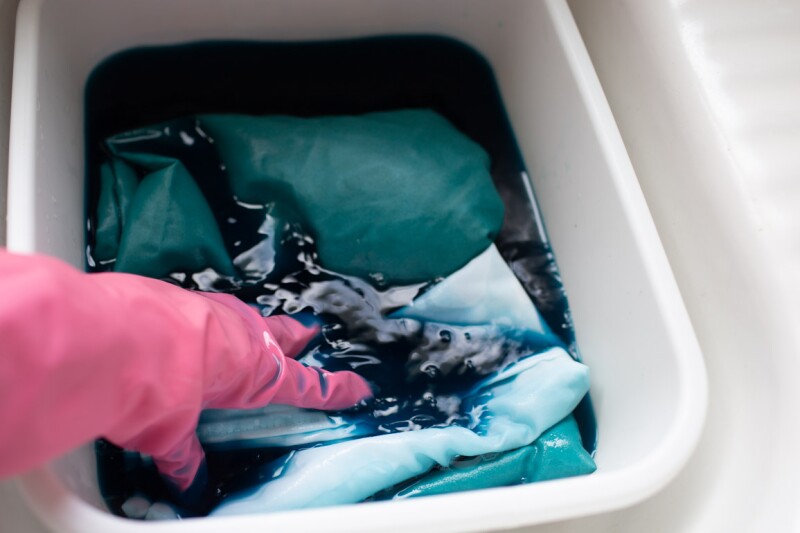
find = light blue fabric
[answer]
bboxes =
[211,347,589,515]
[392,245,552,336]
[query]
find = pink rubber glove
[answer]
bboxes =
[0,249,372,490]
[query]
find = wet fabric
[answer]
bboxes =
[87,109,594,516]
[392,244,551,334]
[94,111,503,283]
[194,248,592,514]
[372,415,595,500]
[193,244,559,449]
[94,153,233,279]
[94,158,137,261]
[200,110,505,283]
[84,36,579,350]
[212,347,589,515]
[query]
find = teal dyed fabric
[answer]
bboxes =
[94,158,138,262]
[95,110,504,284]
[373,415,595,500]
[94,152,233,279]
[200,110,505,283]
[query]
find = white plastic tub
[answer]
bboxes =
[6,0,707,531]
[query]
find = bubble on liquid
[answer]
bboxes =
[420,363,441,378]
[121,495,150,519]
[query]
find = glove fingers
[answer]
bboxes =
[150,433,206,492]
[263,315,320,359]
[271,358,373,411]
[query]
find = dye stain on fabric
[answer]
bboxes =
[85,36,597,518]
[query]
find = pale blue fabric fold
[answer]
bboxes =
[392,245,552,335]
[211,347,589,515]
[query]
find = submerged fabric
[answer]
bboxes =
[199,110,505,283]
[94,158,138,262]
[96,110,504,284]
[88,110,593,515]
[0,249,371,491]
[195,243,558,450]
[95,153,233,279]
[373,415,595,500]
[212,347,589,515]
[199,249,591,514]
[392,244,551,334]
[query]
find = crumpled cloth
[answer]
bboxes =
[96,110,505,284]
[212,347,589,515]
[200,245,592,514]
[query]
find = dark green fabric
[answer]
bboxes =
[94,159,139,262]
[105,152,234,279]
[201,110,504,284]
[373,415,595,500]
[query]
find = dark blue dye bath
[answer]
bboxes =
[85,36,597,518]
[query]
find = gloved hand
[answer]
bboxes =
[0,249,372,491]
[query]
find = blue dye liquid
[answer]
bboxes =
[84,36,597,518]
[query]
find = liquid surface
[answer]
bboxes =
[85,36,597,518]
